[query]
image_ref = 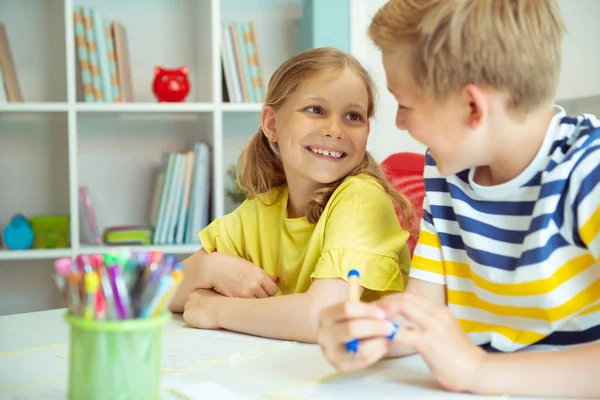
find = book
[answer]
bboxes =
[74,8,94,102]
[175,152,195,245]
[79,186,101,245]
[82,7,103,102]
[235,22,255,102]
[230,24,250,102]
[153,153,176,244]
[249,21,265,102]
[92,9,113,102]
[222,27,243,103]
[244,22,263,102]
[105,22,121,102]
[112,20,134,102]
[0,63,7,103]
[0,23,23,102]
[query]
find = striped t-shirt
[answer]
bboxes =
[411,107,600,352]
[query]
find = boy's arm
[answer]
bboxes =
[474,342,600,398]
[384,278,446,358]
[184,278,356,343]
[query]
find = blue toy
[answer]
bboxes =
[3,214,34,250]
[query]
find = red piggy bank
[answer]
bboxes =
[153,66,190,102]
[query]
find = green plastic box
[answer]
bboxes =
[65,312,170,400]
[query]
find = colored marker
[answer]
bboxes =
[346,269,360,354]
[107,263,131,320]
[84,271,100,320]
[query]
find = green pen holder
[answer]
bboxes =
[65,312,170,400]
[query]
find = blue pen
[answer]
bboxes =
[346,269,361,354]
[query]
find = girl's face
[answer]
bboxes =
[263,68,371,192]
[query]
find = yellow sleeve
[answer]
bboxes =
[199,200,253,258]
[310,176,411,296]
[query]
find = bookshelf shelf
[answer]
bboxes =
[0,249,74,261]
[0,103,70,113]
[78,244,201,256]
[75,103,215,113]
[0,244,200,261]
[221,103,264,112]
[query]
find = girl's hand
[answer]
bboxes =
[206,252,279,298]
[183,289,225,329]
[316,301,398,372]
[379,292,487,393]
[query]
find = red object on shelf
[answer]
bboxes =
[152,66,190,102]
[381,152,426,256]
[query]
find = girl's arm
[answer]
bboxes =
[183,278,360,343]
[170,249,279,312]
[170,249,212,312]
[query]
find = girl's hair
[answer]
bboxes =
[236,47,416,230]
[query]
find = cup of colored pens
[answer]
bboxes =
[53,250,183,400]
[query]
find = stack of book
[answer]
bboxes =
[73,7,134,103]
[221,21,265,103]
[0,23,23,102]
[150,142,211,245]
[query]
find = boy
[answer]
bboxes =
[316,0,600,397]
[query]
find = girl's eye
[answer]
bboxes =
[346,112,363,122]
[306,106,324,115]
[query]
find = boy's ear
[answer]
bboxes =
[261,106,278,142]
[462,84,487,130]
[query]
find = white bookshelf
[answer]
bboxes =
[0,0,302,314]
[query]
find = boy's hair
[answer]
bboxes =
[368,0,566,116]
[237,47,415,228]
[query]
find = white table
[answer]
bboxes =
[0,309,579,399]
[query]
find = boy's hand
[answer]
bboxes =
[204,252,279,298]
[379,292,487,393]
[317,301,397,372]
[183,289,226,329]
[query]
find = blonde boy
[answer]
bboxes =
[316,0,600,397]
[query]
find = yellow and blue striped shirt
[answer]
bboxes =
[411,108,600,352]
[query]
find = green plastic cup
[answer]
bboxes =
[65,312,170,400]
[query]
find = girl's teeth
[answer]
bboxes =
[310,147,343,159]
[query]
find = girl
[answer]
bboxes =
[170,47,415,343]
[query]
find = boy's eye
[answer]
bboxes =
[305,106,324,115]
[346,112,363,122]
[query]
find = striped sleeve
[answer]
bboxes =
[409,153,446,285]
[572,136,600,261]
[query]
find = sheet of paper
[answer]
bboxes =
[0,343,68,396]
[161,328,292,374]
[162,377,249,400]
[268,361,515,400]
[0,327,290,397]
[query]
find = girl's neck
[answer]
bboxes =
[286,179,322,219]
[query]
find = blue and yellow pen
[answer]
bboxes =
[346,269,360,354]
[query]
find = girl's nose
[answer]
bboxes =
[321,118,344,139]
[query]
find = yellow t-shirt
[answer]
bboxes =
[199,174,410,301]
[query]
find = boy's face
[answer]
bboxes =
[382,47,481,175]
[266,68,371,190]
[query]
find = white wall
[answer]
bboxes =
[350,0,600,162]
[350,0,426,163]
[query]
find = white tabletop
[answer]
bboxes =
[0,309,578,399]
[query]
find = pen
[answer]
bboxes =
[84,271,100,320]
[346,269,360,354]
[149,263,184,317]
[107,263,131,320]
